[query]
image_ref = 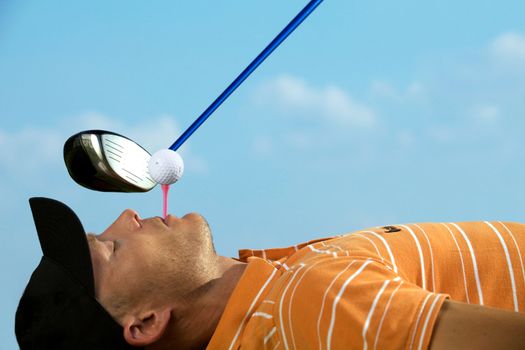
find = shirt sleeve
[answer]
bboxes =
[271,258,448,350]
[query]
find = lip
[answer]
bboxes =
[152,216,168,227]
[163,214,179,226]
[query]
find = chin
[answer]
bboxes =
[182,212,201,220]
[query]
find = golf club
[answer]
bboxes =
[64,0,324,192]
[64,130,156,192]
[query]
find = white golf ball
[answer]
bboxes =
[148,149,184,185]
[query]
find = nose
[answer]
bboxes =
[99,209,141,242]
[119,209,142,229]
[102,209,141,237]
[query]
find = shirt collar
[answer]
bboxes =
[207,257,280,350]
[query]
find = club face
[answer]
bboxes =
[64,130,156,192]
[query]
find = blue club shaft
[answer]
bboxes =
[169,0,324,151]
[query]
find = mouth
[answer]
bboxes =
[153,216,168,227]
[158,214,179,227]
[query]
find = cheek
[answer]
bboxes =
[106,255,151,299]
[119,241,168,280]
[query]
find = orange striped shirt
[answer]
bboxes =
[207,221,525,350]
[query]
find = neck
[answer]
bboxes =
[160,257,247,349]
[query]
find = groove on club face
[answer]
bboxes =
[63,130,156,192]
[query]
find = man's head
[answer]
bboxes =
[16,197,219,349]
[87,208,220,346]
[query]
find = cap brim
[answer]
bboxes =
[29,197,95,296]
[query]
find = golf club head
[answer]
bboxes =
[64,130,156,192]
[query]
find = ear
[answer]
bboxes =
[122,307,172,346]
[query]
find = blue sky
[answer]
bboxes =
[2,0,525,347]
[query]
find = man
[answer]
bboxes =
[16,197,525,349]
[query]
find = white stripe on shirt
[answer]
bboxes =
[500,221,525,309]
[408,293,433,350]
[362,279,391,350]
[362,231,398,273]
[400,225,427,290]
[353,234,384,260]
[485,221,519,311]
[228,269,278,350]
[252,311,273,319]
[374,281,404,350]
[327,260,373,350]
[417,295,442,350]
[414,224,436,292]
[279,263,306,350]
[442,223,470,303]
[451,223,484,305]
[288,260,327,350]
[317,261,357,350]
[264,327,277,344]
[308,245,338,258]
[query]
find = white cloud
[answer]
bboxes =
[370,80,426,103]
[430,127,456,144]
[65,112,180,152]
[72,112,208,174]
[255,75,376,127]
[284,131,313,151]
[252,136,273,156]
[397,130,416,148]
[374,32,525,151]
[72,111,121,131]
[469,104,501,124]
[250,32,525,157]
[0,127,62,173]
[0,113,209,178]
[490,32,525,62]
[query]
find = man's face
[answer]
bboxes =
[87,209,217,318]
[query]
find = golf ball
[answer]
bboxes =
[148,149,184,185]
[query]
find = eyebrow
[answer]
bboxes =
[86,233,114,258]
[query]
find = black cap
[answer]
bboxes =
[15,197,142,349]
